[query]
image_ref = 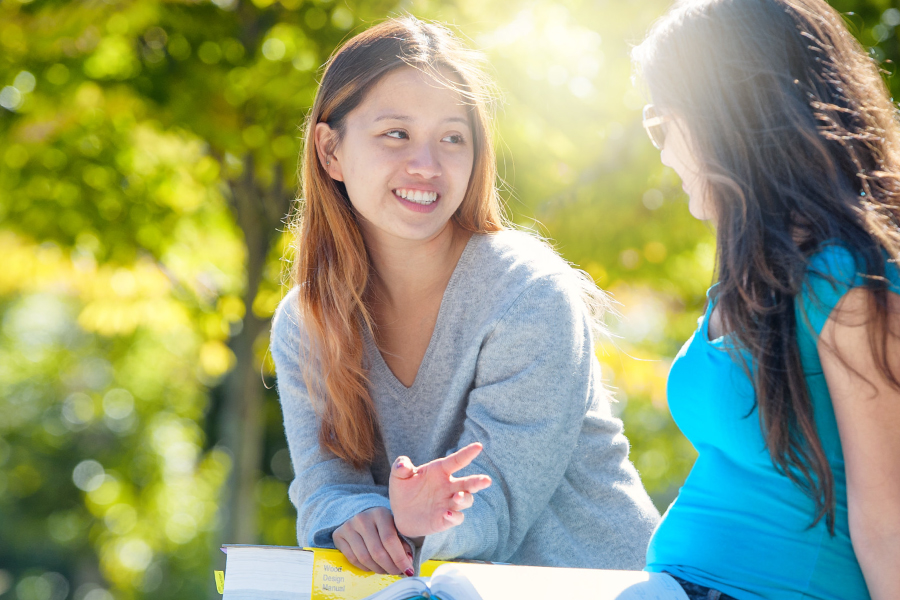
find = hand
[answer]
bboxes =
[389,442,493,538]
[332,507,414,576]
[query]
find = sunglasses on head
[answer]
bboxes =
[642,104,669,150]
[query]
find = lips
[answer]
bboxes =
[393,187,439,205]
[392,188,441,213]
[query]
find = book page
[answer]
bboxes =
[427,566,484,600]
[431,563,690,600]
[358,577,431,600]
[223,546,314,600]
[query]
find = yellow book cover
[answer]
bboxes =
[307,548,448,600]
[218,544,450,600]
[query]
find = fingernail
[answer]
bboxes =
[446,511,453,518]
[407,552,413,559]
[405,569,415,577]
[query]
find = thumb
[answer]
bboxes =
[391,456,416,480]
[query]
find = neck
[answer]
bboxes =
[364,222,471,309]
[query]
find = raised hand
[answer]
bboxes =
[389,442,493,538]
[332,507,414,576]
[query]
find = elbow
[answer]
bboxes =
[848,504,900,565]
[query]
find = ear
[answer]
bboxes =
[314,122,344,182]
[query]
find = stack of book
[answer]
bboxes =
[216,545,689,600]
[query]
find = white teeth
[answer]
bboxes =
[394,188,438,205]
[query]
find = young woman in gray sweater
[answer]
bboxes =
[270,16,659,579]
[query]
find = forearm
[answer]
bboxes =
[297,487,392,547]
[852,521,900,600]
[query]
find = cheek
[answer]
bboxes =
[340,143,391,188]
[447,149,475,184]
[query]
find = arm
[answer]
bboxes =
[271,291,411,574]
[820,287,900,600]
[409,275,604,562]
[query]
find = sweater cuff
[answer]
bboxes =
[308,494,392,547]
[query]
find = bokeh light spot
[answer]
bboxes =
[644,241,667,264]
[87,474,121,505]
[14,70,36,93]
[118,539,153,572]
[262,38,286,61]
[165,513,198,544]
[198,41,222,64]
[73,459,105,492]
[642,189,664,210]
[104,503,137,535]
[620,248,641,270]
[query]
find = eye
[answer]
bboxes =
[385,130,408,140]
[442,134,465,144]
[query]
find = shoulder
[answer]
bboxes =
[476,229,572,273]
[804,242,865,289]
[270,286,310,356]
[272,286,301,333]
[799,241,899,337]
[469,229,591,297]
[463,230,604,338]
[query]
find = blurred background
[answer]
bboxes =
[0,0,897,598]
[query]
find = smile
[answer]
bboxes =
[393,188,439,205]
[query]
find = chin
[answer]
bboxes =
[688,206,707,220]
[393,220,455,242]
[687,196,713,221]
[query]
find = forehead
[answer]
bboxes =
[352,66,471,125]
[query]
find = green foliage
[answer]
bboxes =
[0,0,897,598]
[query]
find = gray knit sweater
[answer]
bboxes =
[271,230,660,569]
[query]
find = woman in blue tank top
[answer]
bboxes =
[631,1,900,598]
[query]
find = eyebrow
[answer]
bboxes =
[373,114,470,126]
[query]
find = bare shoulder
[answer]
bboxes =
[820,286,900,352]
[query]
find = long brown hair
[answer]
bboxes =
[634,0,900,531]
[293,17,505,469]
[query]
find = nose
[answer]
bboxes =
[406,140,441,179]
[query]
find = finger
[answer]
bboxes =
[359,515,400,575]
[448,491,473,511]
[344,529,385,574]
[391,455,416,480]
[443,509,465,529]
[373,513,414,576]
[333,533,364,572]
[440,442,483,474]
[450,474,492,494]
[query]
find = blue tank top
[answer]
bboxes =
[646,244,900,599]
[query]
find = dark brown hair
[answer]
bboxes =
[293,17,504,469]
[634,0,900,531]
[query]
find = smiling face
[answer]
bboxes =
[659,115,714,221]
[316,66,475,247]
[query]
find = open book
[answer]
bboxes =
[362,563,690,600]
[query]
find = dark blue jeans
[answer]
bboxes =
[666,573,739,600]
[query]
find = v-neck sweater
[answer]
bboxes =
[271,230,660,568]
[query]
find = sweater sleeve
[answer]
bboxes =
[270,288,391,548]
[419,274,602,563]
